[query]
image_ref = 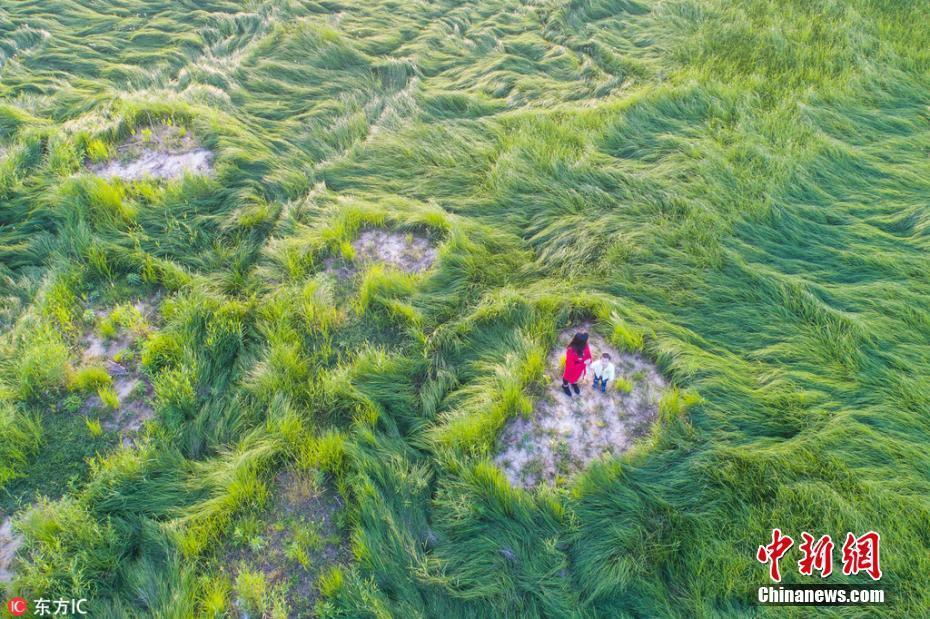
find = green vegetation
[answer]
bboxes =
[1,0,929,616]
[97,303,147,340]
[68,366,113,394]
[235,567,269,617]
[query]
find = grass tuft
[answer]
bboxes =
[1,0,929,615]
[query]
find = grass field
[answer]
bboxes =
[1,0,929,616]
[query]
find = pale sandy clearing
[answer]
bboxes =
[91,124,213,181]
[327,228,437,278]
[81,299,158,445]
[0,516,22,584]
[495,326,666,489]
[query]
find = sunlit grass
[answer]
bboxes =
[0,0,928,616]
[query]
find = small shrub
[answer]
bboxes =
[84,416,103,437]
[339,240,354,260]
[85,138,110,163]
[317,566,344,598]
[198,574,230,617]
[98,303,146,339]
[98,385,120,410]
[141,331,182,371]
[614,377,633,393]
[61,394,84,414]
[235,567,267,616]
[69,366,113,393]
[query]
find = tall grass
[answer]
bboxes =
[0,0,928,616]
[0,402,41,486]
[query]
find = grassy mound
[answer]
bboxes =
[0,0,928,616]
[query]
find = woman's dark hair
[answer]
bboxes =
[568,332,589,356]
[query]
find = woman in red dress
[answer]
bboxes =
[562,332,591,397]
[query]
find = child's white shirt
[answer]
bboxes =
[590,359,615,381]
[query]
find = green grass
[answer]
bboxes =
[0,0,929,616]
[0,409,115,518]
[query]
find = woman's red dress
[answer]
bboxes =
[562,344,591,383]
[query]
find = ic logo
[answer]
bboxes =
[7,597,28,616]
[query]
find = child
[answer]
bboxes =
[561,332,591,397]
[590,352,615,393]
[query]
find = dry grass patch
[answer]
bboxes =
[90,124,213,181]
[224,469,350,617]
[495,326,667,489]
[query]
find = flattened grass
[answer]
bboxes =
[0,0,929,616]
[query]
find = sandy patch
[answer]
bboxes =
[225,469,350,617]
[495,326,667,489]
[82,322,132,364]
[81,299,158,445]
[91,124,213,181]
[0,516,22,584]
[98,361,155,445]
[327,228,437,278]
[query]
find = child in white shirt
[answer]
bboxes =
[590,353,616,393]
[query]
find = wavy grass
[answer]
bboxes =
[0,0,928,616]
